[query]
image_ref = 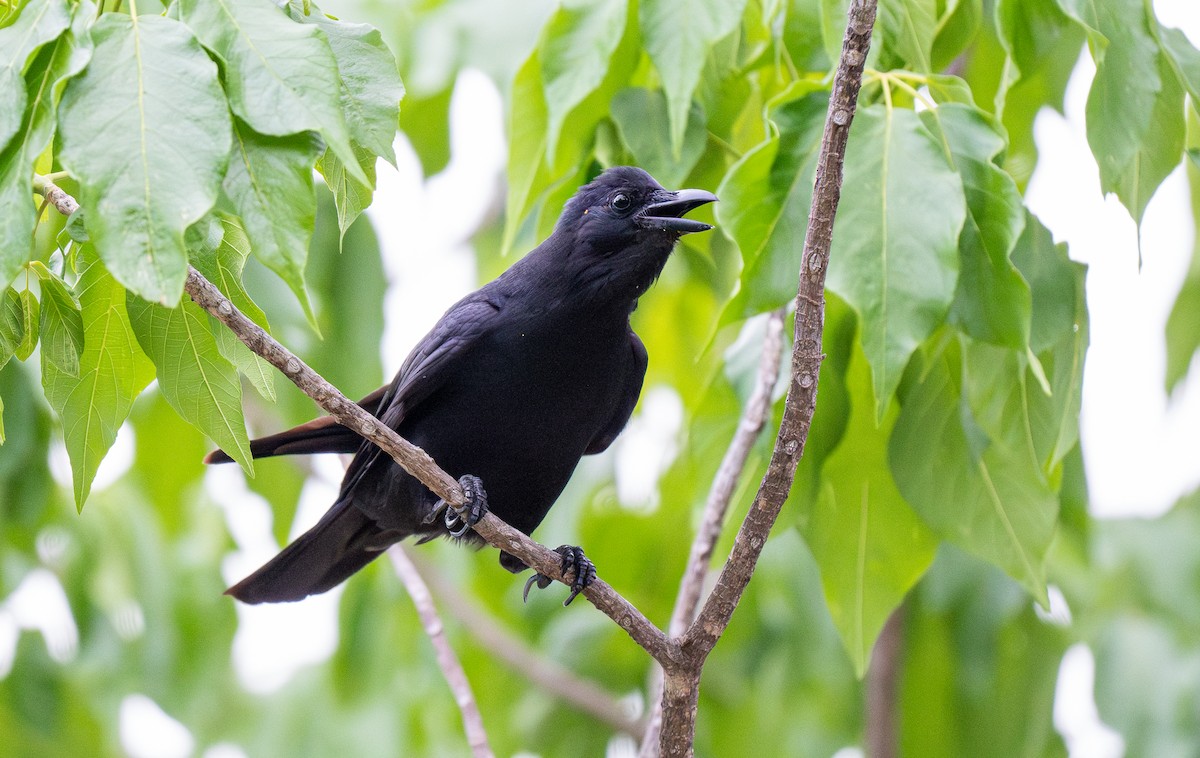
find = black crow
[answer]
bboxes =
[208,166,716,604]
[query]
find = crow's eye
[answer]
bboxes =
[610,193,632,213]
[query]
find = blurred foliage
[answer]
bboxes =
[0,0,1199,755]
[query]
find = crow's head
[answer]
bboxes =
[558,166,716,248]
[553,167,716,293]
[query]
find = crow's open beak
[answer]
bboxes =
[637,188,718,234]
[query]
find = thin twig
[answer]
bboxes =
[655,2,878,755]
[388,546,495,758]
[865,606,904,758]
[668,309,787,637]
[407,549,643,736]
[638,309,787,756]
[34,176,80,217]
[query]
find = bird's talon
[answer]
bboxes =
[523,573,552,603]
[522,544,596,605]
[441,475,488,538]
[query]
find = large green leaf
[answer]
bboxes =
[289,1,403,164]
[34,264,83,378]
[717,91,828,324]
[640,0,746,156]
[994,0,1076,84]
[188,214,276,402]
[610,87,707,190]
[291,1,404,235]
[0,0,70,156]
[890,341,1056,602]
[126,291,254,477]
[0,0,91,290]
[799,341,937,676]
[877,0,936,71]
[923,104,1030,350]
[828,105,967,419]
[42,253,154,509]
[177,0,367,186]
[57,13,230,304]
[502,51,553,255]
[1084,0,1182,227]
[898,549,1068,758]
[539,0,628,164]
[223,121,320,325]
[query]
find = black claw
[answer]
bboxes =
[522,545,596,606]
[442,475,488,538]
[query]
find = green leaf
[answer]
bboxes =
[1166,165,1200,393]
[0,286,24,369]
[315,144,377,243]
[1053,0,1107,56]
[890,341,1056,602]
[799,341,937,676]
[1114,53,1185,227]
[291,1,404,235]
[34,264,83,377]
[994,0,1075,82]
[828,105,967,419]
[610,87,707,189]
[922,105,1031,349]
[15,288,38,360]
[502,51,553,255]
[1160,25,1200,109]
[539,0,628,165]
[289,2,404,165]
[931,0,981,72]
[126,291,254,478]
[877,0,937,71]
[640,0,746,157]
[0,285,27,371]
[223,121,320,326]
[178,0,368,187]
[717,91,828,324]
[42,253,154,509]
[397,86,453,177]
[1011,212,1088,468]
[188,214,276,402]
[0,0,70,155]
[57,13,231,304]
[1084,0,1181,227]
[0,0,91,290]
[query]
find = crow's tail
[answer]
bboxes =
[225,498,400,604]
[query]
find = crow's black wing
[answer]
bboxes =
[334,294,503,498]
[204,385,390,464]
[584,329,647,455]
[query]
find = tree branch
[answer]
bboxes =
[638,308,786,756]
[865,607,904,758]
[405,548,643,736]
[668,309,786,637]
[387,546,495,758]
[655,2,878,755]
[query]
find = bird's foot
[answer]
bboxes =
[439,475,488,538]
[523,545,596,606]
